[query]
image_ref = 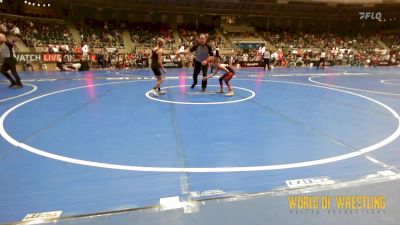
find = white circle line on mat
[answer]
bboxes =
[308,76,400,96]
[381,79,400,86]
[0,79,399,172]
[145,85,255,105]
[0,84,37,103]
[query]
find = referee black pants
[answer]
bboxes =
[192,60,208,90]
[1,58,22,85]
[263,58,270,70]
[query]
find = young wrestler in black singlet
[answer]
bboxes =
[150,38,166,97]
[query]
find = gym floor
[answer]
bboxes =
[1,66,400,224]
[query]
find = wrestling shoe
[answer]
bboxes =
[12,85,23,89]
[225,91,234,96]
[151,89,159,97]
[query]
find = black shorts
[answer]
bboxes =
[151,67,161,76]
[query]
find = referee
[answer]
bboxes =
[317,49,326,70]
[184,33,213,92]
[263,49,271,71]
[0,34,23,88]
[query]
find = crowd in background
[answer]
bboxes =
[224,30,258,39]
[0,17,74,47]
[249,27,398,67]
[178,23,230,50]
[130,22,175,49]
[1,16,399,70]
[381,34,400,51]
[257,28,383,52]
[77,20,123,49]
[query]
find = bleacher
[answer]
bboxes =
[178,23,230,49]
[0,17,74,48]
[381,34,400,51]
[1,13,397,70]
[130,22,175,50]
[78,20,124,49]
[257,27,384,55]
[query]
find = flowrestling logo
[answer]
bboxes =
[359,12,382,20]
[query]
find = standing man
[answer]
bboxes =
[82,44,89,57]
[97,49,106,69]
[182,33,214,92]
[0,34,23,88]
[317,49,326,70]
[263,49,271,71]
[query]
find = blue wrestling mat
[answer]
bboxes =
[1,66,400,224]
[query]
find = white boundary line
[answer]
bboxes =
[145,85,256,105]
[309,76,400,96]
[381,79,400,86]
[0,84,37,103]
[0,79,399,172]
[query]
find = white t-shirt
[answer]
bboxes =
[263,51,270,59]
[258,46,266,54]
[243,54,248,61]
[321,52,326,58]
[178,46,185,53]
[12,27,20,35]
[82,45,89,53]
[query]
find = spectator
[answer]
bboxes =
[11,25,20,37]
